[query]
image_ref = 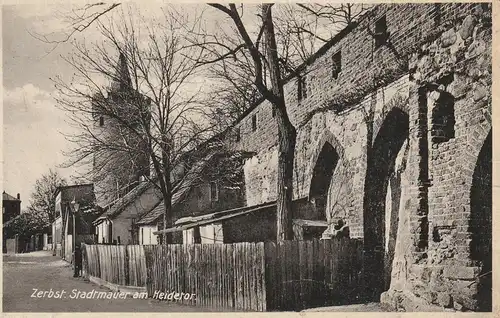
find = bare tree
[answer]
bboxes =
[185,3,368,241]
[28,168,68,225]
[54,7,241,244]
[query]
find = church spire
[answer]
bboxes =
[110,51,132,92]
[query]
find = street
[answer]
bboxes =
[3,251,221,312]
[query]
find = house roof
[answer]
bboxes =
[2,191,20,202]
[136,152,217,226]
[94,181,154,223]
[292,219,328,228]
[153,196,312,235]
[153,201,276,235]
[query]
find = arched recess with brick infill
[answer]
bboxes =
[307,130,346,222]
[371,92,410,147]
[469,129,492,311]
[362,107,410,301]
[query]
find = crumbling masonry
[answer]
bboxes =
[226,3,492,311]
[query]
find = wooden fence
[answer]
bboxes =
[143,242,266,311]
[83,244,147,287]
[82,238,364,311]
[265,238,364,311]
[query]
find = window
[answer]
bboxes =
[332,51,342,79]
[251,114,257,132]
[235,127,241,142]
[298,76,307,101]
[193,226,201,244]
[210,181,219,202]
[271,106,276,118]
[374,15,389,48]
[141,227,144,245]
[99,116,104,127]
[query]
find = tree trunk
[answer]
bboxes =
[161,142,174,245]
[262,4,296,241]
[162,194,173,244]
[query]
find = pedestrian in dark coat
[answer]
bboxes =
[73,245,82,277]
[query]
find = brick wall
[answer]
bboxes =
[222,2,491,312]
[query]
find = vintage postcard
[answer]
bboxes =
[2,1,495,315]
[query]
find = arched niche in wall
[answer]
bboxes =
[307,130,346,222]
[362,107,410,300]
[470,129,492,312]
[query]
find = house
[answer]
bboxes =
[93,180,162,245]
[2,191,21,253]
[136,152,246,244]
[52,184,97,260]
[2,191,21,223]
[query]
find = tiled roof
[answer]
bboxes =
[95,181,154,221]
[2,192,19,201]
[136,153,216,226]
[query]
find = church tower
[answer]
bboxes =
[92,51,151,208]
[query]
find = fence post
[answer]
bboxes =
[125,245,130,286]
[143,245,154,297]
[81,243,88,280]
[96,244,101,278]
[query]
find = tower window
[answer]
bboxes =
[298,76,307,101]
[271,106,276,118]
[235,127,241,142]
[332,51,342,79]
[99,116,105,127]
[251,114,257,132]
[374,15,389,48]
[210,181,219,202]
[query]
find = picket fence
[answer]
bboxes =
[82,238,364,311]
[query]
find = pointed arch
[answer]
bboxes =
[305,130,347,223]
[306,130,346,194]
[363,107,410,299]
[372,92,410,146]
[470,129,492,311]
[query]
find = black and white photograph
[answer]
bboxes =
[2,1,493,313]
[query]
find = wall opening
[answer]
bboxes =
[363,107,409,300]
[430,91,455,143]
[309,142,339,221]
[470,130,492,311]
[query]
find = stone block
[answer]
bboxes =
[459,15,477,40]
[452,290,479,311]
[443,266,479,280]
[448,77,469,99]
[453,301,464,311]
[472,84,488,102]
[436,292,453,308]
[440,29,457,48]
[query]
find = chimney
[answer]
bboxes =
[17,193,20,200]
